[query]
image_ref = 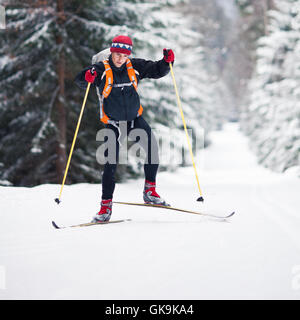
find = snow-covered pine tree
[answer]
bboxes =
[240,0,300,175]
[0,0,167,185]
[0,0,107,185]
[130,0,225,173]
[131,3,203,171]
[0,0,225,186]
[186,0,239,123]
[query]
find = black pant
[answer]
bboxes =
[101,117,159,200]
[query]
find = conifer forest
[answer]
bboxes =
[0,0,299,186]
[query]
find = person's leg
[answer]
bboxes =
[101,124,120,200]
[130,117,170,206]
[92,123,120,222]
[129,116,159,182]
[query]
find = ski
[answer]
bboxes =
[113,201,235,219]
[52,219,131,229]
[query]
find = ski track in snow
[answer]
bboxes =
[0,123,299,299]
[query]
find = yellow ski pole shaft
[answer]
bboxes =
[55,82,91,204]
[169,62,204,201]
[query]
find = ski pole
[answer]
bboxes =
[55,81,92,204]
[169,62,204,202]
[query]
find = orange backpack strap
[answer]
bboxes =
[98,60,110,123]
[102,60,113,98]
[126,59,138,90]
[99,60,113,123]
[126,59,143,116]
[100,59,143,123]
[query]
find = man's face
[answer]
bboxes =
[111,52,128,68]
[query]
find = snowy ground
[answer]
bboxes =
[0,123,300,300]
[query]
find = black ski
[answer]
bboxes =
[52,219,131,229]
[113,201,235,219]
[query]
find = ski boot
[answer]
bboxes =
[143,180,170,207]
[91,199,112,223]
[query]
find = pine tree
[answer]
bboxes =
[0,0,154,185]
[132,1,226,172]
[0,0,226,186]
[240,0,300,175]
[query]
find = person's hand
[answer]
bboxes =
[163,49,175,63]
[85,67,97,83]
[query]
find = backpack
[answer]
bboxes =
[92,48,143,124]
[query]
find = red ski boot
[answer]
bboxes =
[91,199,112,222]
[143,180,170,206]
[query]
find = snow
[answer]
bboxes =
[243,0,300,175]
[0,123,300,299]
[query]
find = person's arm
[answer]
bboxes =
[74,62,105,89]
[132,49,175,80]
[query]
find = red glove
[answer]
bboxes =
[163,48,175,63]
[85,68,97,83]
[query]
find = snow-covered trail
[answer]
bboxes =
[0,123,299,299]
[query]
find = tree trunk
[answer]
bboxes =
[55,0,67,183]
[262,0,275,35]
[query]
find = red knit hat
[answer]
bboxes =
[110,35,133,55]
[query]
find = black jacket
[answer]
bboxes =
[75,54,170,121]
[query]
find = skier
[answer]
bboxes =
[75,35,175,222]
